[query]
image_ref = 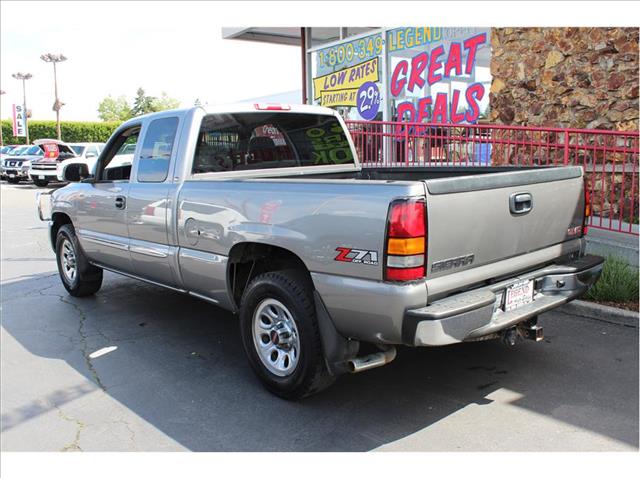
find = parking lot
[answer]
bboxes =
[1,181,638,452]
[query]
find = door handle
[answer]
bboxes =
[509,192,533,215]
[115,196,126,210]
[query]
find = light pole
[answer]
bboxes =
[41,53,67,140]
[0,90,5,146]
[11,72,32,144]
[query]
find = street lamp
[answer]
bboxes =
[41,53,67,140]
[0,90,5,146]
[11,72,32,144]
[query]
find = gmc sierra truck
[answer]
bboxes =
[38,104,603,399]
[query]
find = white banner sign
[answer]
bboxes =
[12,104,26,137]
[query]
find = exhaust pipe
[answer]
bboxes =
[501,327,518,347]
[347,346,397,373]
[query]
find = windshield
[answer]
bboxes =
[9,146,28,155]
[193,112,355,174]
[70,145,86,155]
[22,146,43,156]
[1,146,14,154]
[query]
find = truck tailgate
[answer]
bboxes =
[424,166,585,283]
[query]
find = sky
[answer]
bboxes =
[0,2,302,121]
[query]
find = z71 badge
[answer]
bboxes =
[335,247,379,266]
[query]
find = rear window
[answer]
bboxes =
[192,112,354,174]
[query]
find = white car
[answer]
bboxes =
[57,142,128,181]
[29,140,105,187]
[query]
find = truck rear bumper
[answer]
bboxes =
[404,254,604,346]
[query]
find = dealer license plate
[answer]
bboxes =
[38,175,45,180]
[504,280,534,312]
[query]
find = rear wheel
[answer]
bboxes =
[33,179,49,187]
[55,224,103,297]
[239,270,333,399]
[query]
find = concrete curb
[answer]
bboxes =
[560,300,639,327]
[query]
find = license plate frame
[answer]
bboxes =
[504,279,534,312]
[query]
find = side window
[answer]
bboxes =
[98,127,140,182]
[137,117,179,183]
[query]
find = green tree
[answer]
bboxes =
[97,95,132,122]
[152,91,180,111]
[130,87,157,117]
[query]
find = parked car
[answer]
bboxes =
[1,145,26,179]
[39,104,603,399]
[0,144,21,160]
[2,145,44,183]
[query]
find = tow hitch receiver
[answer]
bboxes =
[501,317,544,346]
[519,323,544,342]
[518,316,544,342]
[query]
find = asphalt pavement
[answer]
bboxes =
[1,182,638,451]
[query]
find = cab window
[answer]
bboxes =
[137,117,179,183]
[97,127,140,181]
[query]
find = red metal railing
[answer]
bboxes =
[346,120,639,236]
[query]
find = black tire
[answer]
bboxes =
[239,270,334,399]
[55,224,103,297]
[7,177,20,184]
[33,179,49,187]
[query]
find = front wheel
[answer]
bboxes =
[56,224,103,297]
[239,270,333,399]
[33,179,49,187]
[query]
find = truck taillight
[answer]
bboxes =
[582,184,591,236]
[385,199,426,282]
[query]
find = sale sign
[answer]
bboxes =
[356,82,380,120]
[390,32,488,124]
[12,104,26,137]
[320,88,359,108]
[312,57,380,104]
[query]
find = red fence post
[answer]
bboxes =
[404,125,409,166]
[563,131,569,165]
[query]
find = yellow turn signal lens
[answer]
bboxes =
[387,237,425,255]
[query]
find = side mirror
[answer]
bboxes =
[62,163,91,182]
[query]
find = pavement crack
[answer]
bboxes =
[56,294,107,391]
[56,407,85,452]
[113,418,138,451]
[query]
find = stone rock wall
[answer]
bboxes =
[489,27,638,131]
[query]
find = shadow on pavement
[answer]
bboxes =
[1,271,638,451]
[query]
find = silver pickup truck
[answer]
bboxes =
[38,103,603,398]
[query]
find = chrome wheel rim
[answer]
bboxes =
[252,298,300,377]
[61,239,77,284]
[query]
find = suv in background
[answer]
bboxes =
[2,145,44,184]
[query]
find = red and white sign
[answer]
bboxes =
[12,104,26,137]
[42,143,59,159]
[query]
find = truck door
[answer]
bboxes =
[126,116,181,287]
[74,126,139,274]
